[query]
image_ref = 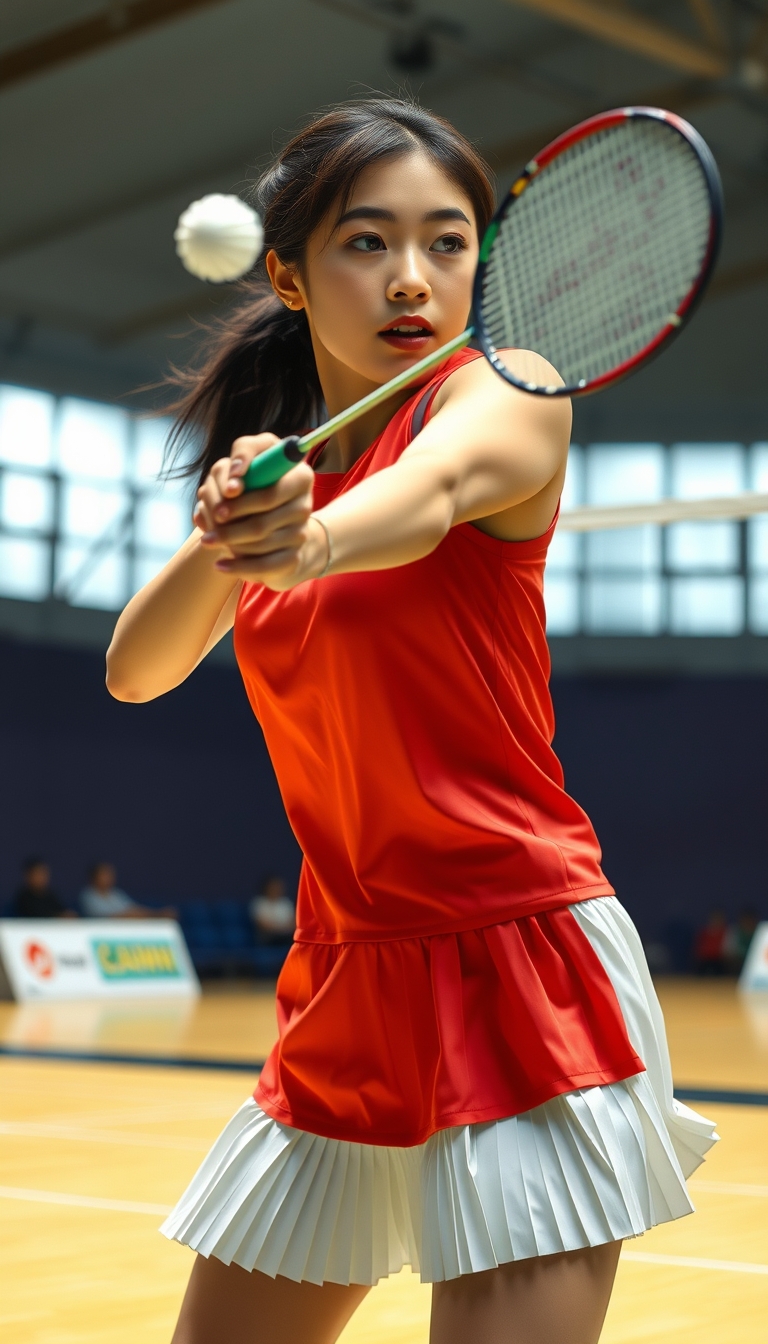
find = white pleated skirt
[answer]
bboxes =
[161,897,717,1285]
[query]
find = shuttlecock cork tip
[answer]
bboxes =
[175,193,264,283]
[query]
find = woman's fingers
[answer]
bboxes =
[200,494,312,551]
[194,458,233,533]
[196,461,312,532]
[210,463,314,523]
[193,435,285,532]
[215,523,310,559]
[225,433,282,498]
[213,514,328,590]
[195,441,316,589]
[199,466,314,561]
[214,546,309,585]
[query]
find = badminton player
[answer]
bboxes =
[107,98,716,1344]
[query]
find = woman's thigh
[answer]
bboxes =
[171,1253,370,1344]
[429,1241,622,1344]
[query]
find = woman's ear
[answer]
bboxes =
[266,249,305,311]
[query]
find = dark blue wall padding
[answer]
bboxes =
[550,676,768,941]
[0,636,302,909]
[0,637,766,942]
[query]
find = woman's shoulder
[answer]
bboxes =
[432,348,565,415]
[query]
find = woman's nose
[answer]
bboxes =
[386,252,432,303]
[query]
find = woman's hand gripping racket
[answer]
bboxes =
[243,105,722,492]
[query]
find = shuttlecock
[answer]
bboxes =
[174,193,263,282]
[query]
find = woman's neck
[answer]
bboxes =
[312,392,417,473]
[310,326,421,474]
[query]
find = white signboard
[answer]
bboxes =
[739,921,768,992]
[0,920,200,1001]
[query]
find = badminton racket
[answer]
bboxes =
[243,106,722,491]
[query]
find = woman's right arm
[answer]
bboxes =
[105,532,240,703]
[106,432,317,703]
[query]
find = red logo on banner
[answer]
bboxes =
[24,941,55,979]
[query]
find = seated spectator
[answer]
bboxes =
[693,909,727,975]
[79,862,176,920]
[13,857,76,919]
[724,908,759,975]
[249,876,295,944]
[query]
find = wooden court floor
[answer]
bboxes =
[0,979,766,1344]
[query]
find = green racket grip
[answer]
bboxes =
[242,436,306,491]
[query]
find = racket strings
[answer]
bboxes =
[481,121,712,389]
[491,135,705,378]
[488,127,707,372]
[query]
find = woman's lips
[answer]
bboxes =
[379,321,435,349]
[377,318,434,353]
[376,331,433,352]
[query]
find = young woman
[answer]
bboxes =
[107,99,716,1344]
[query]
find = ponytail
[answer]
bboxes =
[166,288,322,485]
[164,97,494,485]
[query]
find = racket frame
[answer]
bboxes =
[472,105,723,399]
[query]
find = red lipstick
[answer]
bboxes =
[378,316,434,351]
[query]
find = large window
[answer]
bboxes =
[0,385,192,610]
[546,443,768,636]
[0,383,765,635]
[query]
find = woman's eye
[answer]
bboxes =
[349,234,386,252]
[431,234,466,254]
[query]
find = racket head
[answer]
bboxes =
[473,107,723,398]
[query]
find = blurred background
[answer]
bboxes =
[1,0,767,975]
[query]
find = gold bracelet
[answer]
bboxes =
[311,513,334,578]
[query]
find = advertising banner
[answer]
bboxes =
[739,921,768,992]
[0,920,200,1001]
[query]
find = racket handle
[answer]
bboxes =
[242,436,305,491]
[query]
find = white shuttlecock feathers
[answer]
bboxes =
[174,193,263,282]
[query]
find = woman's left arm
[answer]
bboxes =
[211,354,570,587]
[311,354,570,574]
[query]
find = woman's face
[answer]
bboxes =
[271,150,480,394]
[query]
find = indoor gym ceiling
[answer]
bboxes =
[0,0,766,439]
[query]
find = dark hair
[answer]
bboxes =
[166,98,495,483]
[259,873,285,891]
[87,860,113,881]
[22,856,46,872]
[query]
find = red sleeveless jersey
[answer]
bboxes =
[235,350,641,1144]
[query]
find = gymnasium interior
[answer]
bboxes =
[0,2,767,1341]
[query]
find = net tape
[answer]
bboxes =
[481,120,712,388]
[559,493,768,532]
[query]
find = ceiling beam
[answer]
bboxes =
[685,0,727,52]
[501,0,731,78]
[747,12,768,57]
[0,147,260,263]
[0,0,231,91]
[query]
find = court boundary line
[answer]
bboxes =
[622,1250,768,1276]
[690,1179,768,1196]
[674,1086,768,1108]
[1,1049,767,1106]
[0,1119,211,1151]
[0,1044,265,1072]
[0,1184,172,1216]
